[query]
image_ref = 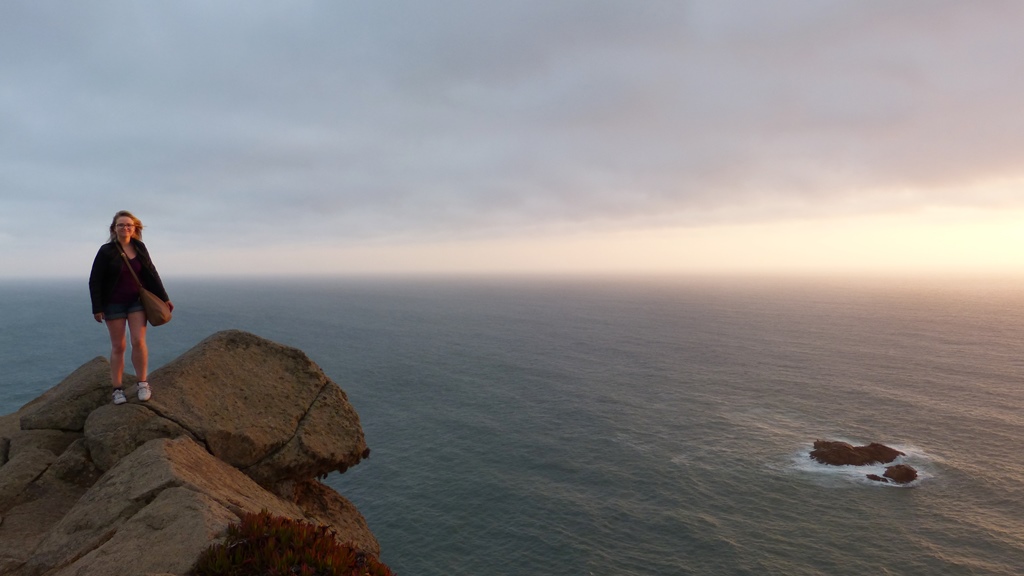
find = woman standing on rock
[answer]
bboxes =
[89,210,173,405]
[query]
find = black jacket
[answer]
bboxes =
[89,239,170,314]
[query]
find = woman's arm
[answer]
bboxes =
[88,245,109,315]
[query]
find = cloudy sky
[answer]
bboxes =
[3,1,1024,278]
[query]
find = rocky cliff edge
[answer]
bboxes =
[0,329,378,576]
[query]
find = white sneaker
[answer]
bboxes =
[112,389,127,405]
[137,381,152,402]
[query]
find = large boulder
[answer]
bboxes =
[18,357,112,432]
[84,404,194,472]
[39,438,102,488]
[143,330,368,489]
[19,437,379,576]
[0,448,56,512]
[809,440,904,466]
[6,429,81,461]
[291,478,380,554]
[0,480,84,575]
[0,446,87,574]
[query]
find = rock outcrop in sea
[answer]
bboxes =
[872,463,919,485]
[0,330,380,576]
[810,439,918,485]
[809,440,903,466]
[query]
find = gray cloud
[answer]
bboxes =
[3,0,1024,256]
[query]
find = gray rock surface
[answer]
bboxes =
[22,437,314,576]
[0,448,56,511]
[40,438,102,488]
[291,478,380,552]
[19,357,112,432]
[145,330,368,487]
[0,481,84,574]
[7,429,82,461]
[85,404,194,472]
[0,330,380,576]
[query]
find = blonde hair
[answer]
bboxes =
[107,210,144,242]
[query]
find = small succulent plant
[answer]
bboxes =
[191,510,394,576]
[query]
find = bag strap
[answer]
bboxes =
[116,243,145,291]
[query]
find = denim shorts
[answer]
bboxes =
[103,300,144,320]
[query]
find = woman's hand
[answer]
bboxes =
[167,301,174,312]
[94,313,104,323]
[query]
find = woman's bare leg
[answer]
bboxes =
[105,318,128,387]
[127,310,149,382]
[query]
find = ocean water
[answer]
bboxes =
[2,276,1024,575]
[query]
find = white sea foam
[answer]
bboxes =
[611,431,655,453]
[669,453,693,465]
[889,443,945,465]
